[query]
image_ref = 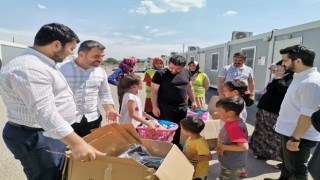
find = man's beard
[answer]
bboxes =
[52,48,66,63]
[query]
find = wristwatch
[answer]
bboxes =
[289,136,301,142]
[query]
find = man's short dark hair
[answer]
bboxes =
[34,23,80,47]
[216,96,244,115]
[169,55,186,67]
[78,40,105,53]
[280,45,315,67]
[233,52,246,60]
[180,116,205,134]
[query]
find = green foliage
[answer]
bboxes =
[102,58,119,65]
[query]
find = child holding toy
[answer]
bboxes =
[180,116,212,180]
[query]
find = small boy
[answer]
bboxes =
[180,116,212,180]
[215,96,249,180]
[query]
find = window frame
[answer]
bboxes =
[241,46,256,71]
[210,52,219,71]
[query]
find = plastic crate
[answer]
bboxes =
[136,122,178,143]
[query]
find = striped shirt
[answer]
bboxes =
[59,60,114,123]
[0,47,76,139]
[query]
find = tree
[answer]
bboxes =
[104,58,118,64]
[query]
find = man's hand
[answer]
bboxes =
[152,106,160,117]
[61,132,106,162]
[71,142,106,162]
[191,101,197,111]
[106,110,120,124]
[286,140,300,151]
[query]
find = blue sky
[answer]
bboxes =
[0,0,319,59]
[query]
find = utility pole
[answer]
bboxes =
[183,43,185,53]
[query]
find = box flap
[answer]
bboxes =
[142,139,172,157]
[200,120,220,139]
[207,95,219,114]
[83,124,121,143]
[88,132,130,156]
[119,123,143,144]
[155,145,194,180]
[111,123,142,144]
[67,156,155,180]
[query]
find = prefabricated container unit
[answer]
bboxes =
[0,40,27,70]
[180,20,320,92]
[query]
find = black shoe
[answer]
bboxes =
[254,155,267,160]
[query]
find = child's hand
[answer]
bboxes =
[147,122,156,132]
[216,143,225,156]
[184,152,196,160]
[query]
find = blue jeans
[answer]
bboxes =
[279,135,318,180]
[3,122,66,180]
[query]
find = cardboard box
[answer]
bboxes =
[64,123,194,180]
[180,119,220,151]
[207,95,219,114]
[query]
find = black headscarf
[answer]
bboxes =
[188,60,200,76]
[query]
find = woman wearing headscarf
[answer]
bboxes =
[108,57,137,110]
[108,57,137,86]
[143,57,164,118]
[188,61,210,110]
[249,60,294,163]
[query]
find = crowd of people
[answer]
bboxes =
[0,22,319,180]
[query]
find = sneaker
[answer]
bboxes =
[239,171,248,178]
[273,163,282,169]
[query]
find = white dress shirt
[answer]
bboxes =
[275,67,320,141]
[59,60,114,123]
[0,47,76,139]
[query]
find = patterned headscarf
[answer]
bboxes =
[152,57,163,70]
[119,57,137,74]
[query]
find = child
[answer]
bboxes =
[118,74,155,130]
[219,80,253,178]
[212,79,254,121]
[215,97,249,180]
[180,116,212,180]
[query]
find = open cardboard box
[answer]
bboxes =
[63,123,194,180]
[180,119,220,151]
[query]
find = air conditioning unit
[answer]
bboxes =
[231,31,253,40]
[170,52,179,56]
[188,46,199,52]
